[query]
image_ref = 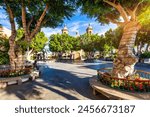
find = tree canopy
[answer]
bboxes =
[49,33,80,53]
[78,0,150,26]
[30,32,48,52]
[80,33,101,52]
[0,0,76,41]
[15,28,48,52]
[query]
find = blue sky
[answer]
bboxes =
[0,8,117,37]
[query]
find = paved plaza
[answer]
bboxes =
[0,61,149,100]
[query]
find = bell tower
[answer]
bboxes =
[62,24,68,34]
[86,24,93,34]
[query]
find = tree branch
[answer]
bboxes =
[42,18,49,26]
[103,0,129,22]
[30,4,49,39]
[125,1,143,21]
[131,1,144,21]
[21,0,30,41]
[103,0,118,8]
[133,0,144,13]
[4,0,16,41]
[117,3,129,22]
[27,16,34,35]
[106,17,125,26]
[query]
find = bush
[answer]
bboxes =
[0,68,32,77]
[0,52,9,65]
[140,52,150,58]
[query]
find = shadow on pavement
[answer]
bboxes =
[1,63,108,100]
[39,65,108,100]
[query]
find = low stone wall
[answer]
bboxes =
[97,68,150,92]
[89,77,150,100]
[0,65,10,69]
[0,70,39,89]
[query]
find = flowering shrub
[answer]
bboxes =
[0,68,32,78]
[98,69,150,92]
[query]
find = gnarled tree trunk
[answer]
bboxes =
[8,37,16,69]
[16,51,24,69]
[112,21,141,78]
[8,38,24,70]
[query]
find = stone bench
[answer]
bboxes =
[0,70,40,89]
[0,76,23,89]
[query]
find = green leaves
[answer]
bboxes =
[30,32,48,52]
[49,34,80,52]
[78,0,150,25]
[0,34,9,65]
[15,28,48,52]
[11,0,76,29]
[80,33,100,52]
[138,5,150,27]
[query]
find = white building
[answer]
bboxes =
[0,26,11,38]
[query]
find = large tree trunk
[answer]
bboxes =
[8,38,16,69]
[112,21,141,78]
[8,39,24,70]
[16,51,24,69]
[4,0,18,70]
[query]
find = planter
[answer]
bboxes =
[97,68,150,93]
[0,68,40,89]
[89,77,150,100]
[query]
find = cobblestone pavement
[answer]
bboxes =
[0,61,149,100]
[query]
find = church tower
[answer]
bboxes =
[86,24,93,34]
[62,24,68,34]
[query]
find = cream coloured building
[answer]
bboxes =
[0,26,11,38]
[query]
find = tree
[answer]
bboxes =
[104,27,123,49]
[0,0,75,69]
[80,33,101,59]
[79,0,150,78]
[49,34,80,57]
[0,0,18,69]
[0,33,9,64]
[15,29,48,61]
[30,32,48,52]
[49,34,63,53]
[135,27,150,56]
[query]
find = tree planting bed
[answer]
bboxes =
[0,68,39,89]
[89,68,150,100]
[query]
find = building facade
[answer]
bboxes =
[0,26,11,38]
[61,24,93,60]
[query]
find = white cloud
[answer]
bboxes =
[41,21,117,37]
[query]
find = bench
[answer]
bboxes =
[0,77,22,88]
[0,67,40,89]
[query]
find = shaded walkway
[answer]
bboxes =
[1,60,149,100]
[0,62,108,100]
